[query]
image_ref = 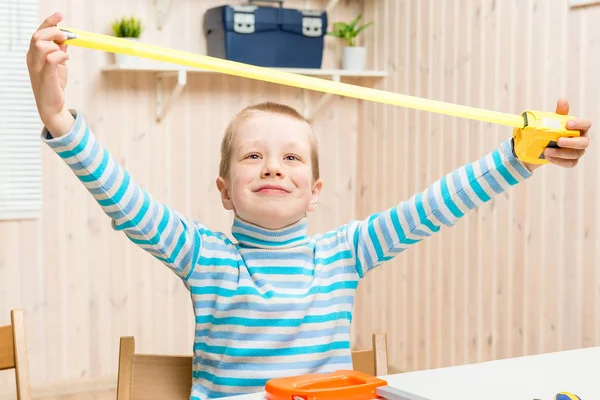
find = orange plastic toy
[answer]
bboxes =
[265,370,388,400]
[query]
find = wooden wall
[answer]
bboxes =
[351,0,600,374]
[1,0,599,398]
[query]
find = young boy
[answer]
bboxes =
[27,13,591,400]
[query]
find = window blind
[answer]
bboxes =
[0,0,42,220]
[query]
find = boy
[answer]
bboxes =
[26,13,591,400]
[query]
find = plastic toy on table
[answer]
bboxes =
[265,370,583,400]
[265,369,430,400]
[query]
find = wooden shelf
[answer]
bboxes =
[101,64,388,78]
[145,0,376,121]
[101,64,388,122]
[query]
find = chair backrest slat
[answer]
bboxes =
[351,333,388,376]
[372,332,388,376]
[0,325,15,370]
[0,310,31,400]
[130,354,192,400]
[11,310,31,399]
[352,349,376,375]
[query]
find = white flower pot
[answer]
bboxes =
[342,46,367,71]
[114,37,140,66]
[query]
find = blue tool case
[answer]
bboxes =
[203,0,328,68]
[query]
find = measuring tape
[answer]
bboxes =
[58,27,580,165]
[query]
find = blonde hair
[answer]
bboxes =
[219,102,320,181]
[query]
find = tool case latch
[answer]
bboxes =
[301,11,323,37]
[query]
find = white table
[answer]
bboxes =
[226,346,599,399]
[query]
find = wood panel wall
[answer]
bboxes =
[1,0,599,398]
[351,0,600,374]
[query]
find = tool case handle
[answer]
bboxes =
[248,0,284,8]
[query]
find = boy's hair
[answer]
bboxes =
[219,101,320,181]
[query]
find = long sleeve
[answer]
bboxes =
[41,110,202,281]
[347,139,533,278]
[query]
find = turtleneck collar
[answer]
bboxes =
[231,216,310,249]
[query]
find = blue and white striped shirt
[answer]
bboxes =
[42,111,532,399]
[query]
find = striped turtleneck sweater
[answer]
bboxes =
[42,110,533,399]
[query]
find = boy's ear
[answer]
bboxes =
[307,179,323,212]
[216,177,234,210]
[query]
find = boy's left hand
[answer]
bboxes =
[522,98,591,172]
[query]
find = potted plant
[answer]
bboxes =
[111,16,143,66]
[327,14,373,71]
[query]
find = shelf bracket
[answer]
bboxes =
[156,69,187,123]
[303,74,340,122]
[156,0,175,30]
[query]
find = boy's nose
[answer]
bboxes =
[261,161,284,178]
[263,171,282,177]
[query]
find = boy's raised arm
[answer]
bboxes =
[27,14,201,280]
[41,111,202,279]
[346,99,589,278]
[346,138,532,278]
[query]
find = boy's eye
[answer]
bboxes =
[285,154,300,161]
[244,153,261,160]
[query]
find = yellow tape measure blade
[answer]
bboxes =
[59,26,582,165]
[58,27,525,128]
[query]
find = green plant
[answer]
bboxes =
[327,13,373,47]
[111,16,143,38]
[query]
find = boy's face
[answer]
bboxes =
[216,112,323,229]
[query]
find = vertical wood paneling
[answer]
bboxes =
[353,0,600,374]
[1,0,600,396]
[429,0,443,369]
[480,0,496,363]
[439,0,455,369]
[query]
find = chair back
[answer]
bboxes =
[116,332,389,399]
[0,310,31,400]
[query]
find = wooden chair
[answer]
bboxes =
[116,337,193,400]
[116,333,388,400]
[351,333,388,376]
[0,309,31,400]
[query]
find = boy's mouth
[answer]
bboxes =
[254,184,290,193]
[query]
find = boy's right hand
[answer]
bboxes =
[26,12,74,137]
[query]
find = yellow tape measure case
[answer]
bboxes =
[512,111,579,164]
